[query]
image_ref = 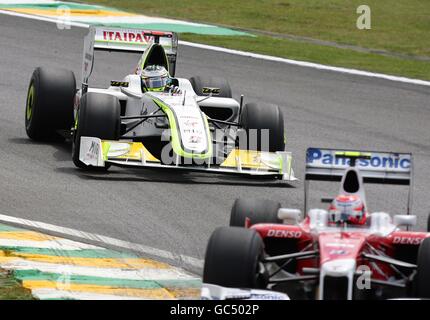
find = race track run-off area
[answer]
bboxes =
[0,8,429,299]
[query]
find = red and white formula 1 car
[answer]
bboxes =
[202,148,430,300]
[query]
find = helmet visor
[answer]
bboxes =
[143,76,168,89]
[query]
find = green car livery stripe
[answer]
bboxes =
[26,84,35,121]
[151,97,212,160]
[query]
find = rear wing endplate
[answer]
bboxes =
[82,26,178,91]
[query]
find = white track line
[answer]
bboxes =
[0,238,103,250]
[0,259,199,280]
[180,41,430,87]
[31,289,147,300]
[0,213,204,270]
[1,9,429,87]
[0,8,90,27]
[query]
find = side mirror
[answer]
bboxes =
[321,197,334,204]
[393,215,417,227]
[170,78,180,87]
[309,209,328,229]
[370,212,393,236]
[278,208,301,224]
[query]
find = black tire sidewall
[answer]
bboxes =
[239,102,285,152]
[427,213,430,232]
[25,75,41,139]
[72,93,120,169]
[25,67,76,140]
[203,227,264,289]
[230,198,281,227]
[415,238,430,298]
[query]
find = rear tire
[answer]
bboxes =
[25,67,76,140]
[239,102,285,152]
[72,93,120,170]
[203,227,266,289]
[414,237,430,298]
[230,198,281,227]
[189,75,232,98]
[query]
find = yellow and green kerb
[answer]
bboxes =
[0,224,201,300]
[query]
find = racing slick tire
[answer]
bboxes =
[239,102,285,152]
[415,237,430,298]
[230,198,281,227]
[25,67,76,140]
[203,227,266,289]
[189,75,232,98]
[72,93,120,170]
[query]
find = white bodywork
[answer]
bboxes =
[76,26,297,180]
[77,75,296,180]
[201,284,289,300]
[145,90,210,154]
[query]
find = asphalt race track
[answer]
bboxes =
[0,14,429,273]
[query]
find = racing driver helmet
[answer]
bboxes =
[328,194,367,225]
[141,65,169,91]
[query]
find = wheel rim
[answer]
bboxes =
[26,84,35,122]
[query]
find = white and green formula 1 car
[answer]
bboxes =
[25,26,296,181]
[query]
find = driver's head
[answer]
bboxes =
[328,194,367,225]
[141,65,169,91]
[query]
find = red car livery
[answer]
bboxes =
[202,148,430,300]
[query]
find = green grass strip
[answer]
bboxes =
[0,2,248,36]
[0,2,116,11]
[13,270,202,289]
[76,0,430,80]
[181,33,430,81]
[0,225,24,232]
[0,247,140,259]
[0,269,34,300]
[79,0,430,57]
[90,22,249,35]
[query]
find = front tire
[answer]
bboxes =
[239,102,285,152]
[414,238,430,298]
[25,67,76,140]
[72,93,120,170]
[230,198,281,227]
[203,226,266,289]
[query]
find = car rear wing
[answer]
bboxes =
[305,148,412,185]
[82,26,178,92]
[304,147,413,214]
